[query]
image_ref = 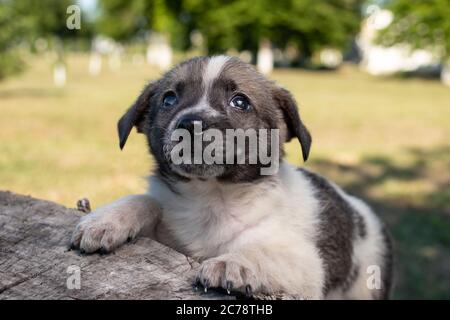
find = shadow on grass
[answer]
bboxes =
[310,146,450,299]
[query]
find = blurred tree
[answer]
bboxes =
[183,0,364,62]
[12,0,93,44]
[96,0,148,41]
[0,0,27,79]
[0,0,94,80]
[377,0,450,60]
[96,0,363,60]
[96,0,187,49]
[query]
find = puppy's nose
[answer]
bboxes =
[175,115,205,133]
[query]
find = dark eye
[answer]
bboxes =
[229,95,250,110]
[162,92,178,108]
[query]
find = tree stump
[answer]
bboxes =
[0,191,231,300]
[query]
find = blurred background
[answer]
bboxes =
[0,0,449,299]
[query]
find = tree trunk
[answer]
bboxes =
[0,191,230,300]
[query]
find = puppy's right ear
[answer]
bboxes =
[117,83,156,149]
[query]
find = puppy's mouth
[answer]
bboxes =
[163,143,226,179]
[171,163,225,179]
[162,131,227,179]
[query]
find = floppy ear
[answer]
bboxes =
[272,87,312,161]
[117,84,155,150]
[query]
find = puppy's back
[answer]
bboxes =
[299,168,393,299]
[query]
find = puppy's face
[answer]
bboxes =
[118,56,311,182]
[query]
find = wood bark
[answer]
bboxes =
[0,191,232,299]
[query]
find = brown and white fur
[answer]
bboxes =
[70,56,393,299]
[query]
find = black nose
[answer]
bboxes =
[175,115,205,133]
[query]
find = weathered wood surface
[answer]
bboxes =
[0,191,232,300]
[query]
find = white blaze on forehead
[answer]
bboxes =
[168,56,228,133]
[203,55,230,88]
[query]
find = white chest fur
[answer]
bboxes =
[149,163,320,260]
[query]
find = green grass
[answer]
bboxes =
[1,54,449,299]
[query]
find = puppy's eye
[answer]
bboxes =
[162,92,178,108]
[229,95,250,110]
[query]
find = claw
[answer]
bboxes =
[226,281,233,295]
[193,276,201,291]
[203,278,210,293]
[245,285,252,297]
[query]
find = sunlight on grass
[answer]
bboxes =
[2,54,449,208]
[1,54,449,298]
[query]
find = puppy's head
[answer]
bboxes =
[118,56,311,182]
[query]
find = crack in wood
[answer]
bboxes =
[0,265,54,294]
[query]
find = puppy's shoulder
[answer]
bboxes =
[296,167,367,235]
[279,163,360,219]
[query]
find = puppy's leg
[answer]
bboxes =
[196,245,324,299]
[70,194,161,254]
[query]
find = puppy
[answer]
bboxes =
[70,56,393,299]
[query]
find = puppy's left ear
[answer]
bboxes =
[118,83,155,150]
[272,87,312,161]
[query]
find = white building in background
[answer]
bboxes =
[359,7,438,76]
[146,33,173,71]
[319,49,343,68]
[88,51,102,76]
[89,36,124,75]
[442,66,450,86]
[257,40,274,75]
[53,63,66,88]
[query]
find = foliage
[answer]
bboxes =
[0,0,27,79]
[183,0,363,58]
[97,0,364,58]
[96,0,185,48]
[0,0,92,79]
[13,0,75,40]
[11,0,93,43]
[377,0,450,60]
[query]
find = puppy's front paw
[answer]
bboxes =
[70,212,136,254]
[196,257,260,297]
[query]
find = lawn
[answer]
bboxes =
[0,54,449,299]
